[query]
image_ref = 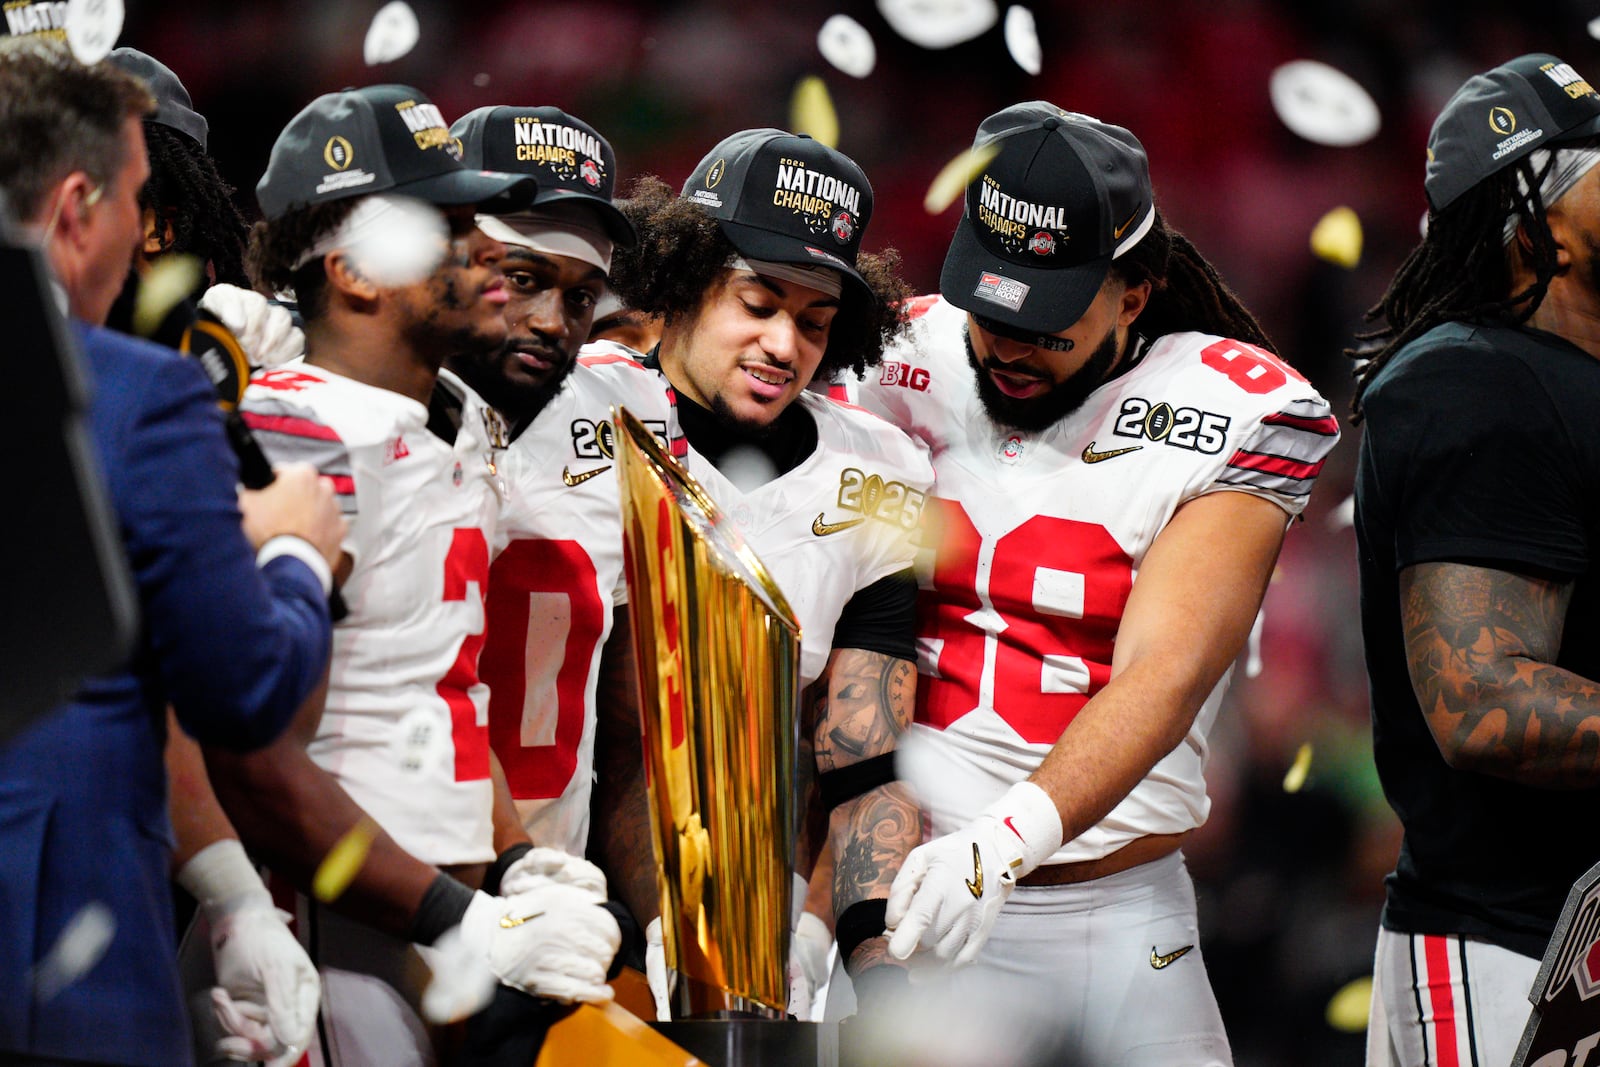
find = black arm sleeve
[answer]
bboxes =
[830,568,917,662]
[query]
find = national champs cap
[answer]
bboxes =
[939,103,1154,334]
[256,85,537,221]
[106,48,208,150]
[449,105,635,246]
[681,129,874,298]
[1425,54,1600,212]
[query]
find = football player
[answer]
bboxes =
[853,105,1339,1063]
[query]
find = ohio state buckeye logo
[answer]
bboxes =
[832,211,855,243]
[1028,231,1056,256]
[580,158,602,187]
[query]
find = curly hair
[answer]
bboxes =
[141,123,249,285]
[1111,210,1275,352]
[607,176,911,379]
[1346,147,1572,421]
[244,199,359,320]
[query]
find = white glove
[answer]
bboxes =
[198,283,305,369]
[498,846,607,901]
[787,910,833,1021]
[177,840,318,1067]
[644,917,673,1021]
[885,781,1062,966]
[465,886,619,1002]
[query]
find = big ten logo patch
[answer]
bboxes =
[1111,397,1231,455]
[571,416,669,459]
[836,467,925,530]
[878,361,930,392]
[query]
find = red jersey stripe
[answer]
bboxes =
[327,474,356,495]
[1262,411,1340,436]
[241,412,343,443]
[1226,450,1325,480]
[1423,934,1461,1067]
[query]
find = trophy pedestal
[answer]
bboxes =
[650,1019,837,1067]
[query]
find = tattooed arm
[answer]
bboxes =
[1401,561,1600,788]
[812,647,921,976]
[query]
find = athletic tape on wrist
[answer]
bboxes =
[982,780,1064,876]
[410,872,476,946]
[835,898,888,968]
[818,751,897,811]
[481,842,534,897]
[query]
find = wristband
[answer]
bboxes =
[175,839,268,916]
[981,779,1064,878]
[257,534,333,596]
[410,872,476,946]
[482,842,534,897]
[835,898,887,968]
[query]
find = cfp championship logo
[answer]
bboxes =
[1547,881,1600,1004]
[570,415,669,461]
[1111,397,1231,455]
[813,467,926,536]
[772,158,863,245]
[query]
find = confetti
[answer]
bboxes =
[33,903,115,1001]
[133,254,203,338]
[817,14,876,79]
[1002,7,1041,76]
[1310,205,1363,268]
[313,819,377,903]
[1325,975,1373,1033]
[1589,16,1600,40]
[877,0,998,50]
[63,0,123,65]
[923,143,998,214]
[1327,492,1355,531]
[363,1,420,66]
[472,72,491,88]
[1270,60,1381,147]
[790,76,840,149]
[1283,742,1313,794]
[344,195,449,289]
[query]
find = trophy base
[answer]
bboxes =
[649,1019,837,1067]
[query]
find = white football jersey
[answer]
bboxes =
[241,364,507,865]
[482,346,680,854]
[850,296,1339,863]
[684,390,935,691]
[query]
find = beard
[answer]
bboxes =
[965,323,1123,433]
[449,338,576,426]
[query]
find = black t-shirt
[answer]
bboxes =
[1356,320,1600,958]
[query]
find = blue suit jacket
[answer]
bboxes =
[0,325,332,1065]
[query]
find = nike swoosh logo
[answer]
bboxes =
[1150,944,1195,970]
[562,464,611,487]
[1082,441,1143,464]
[500,909,547,929]
[1003,816,1025,842]
[812,513,866,537]
[964,843,984,899]
[1113,207,1142,239]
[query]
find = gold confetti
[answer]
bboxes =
[1283,742,1313,793]
[1310,206,1363,269]
[313,819,377,903]
[789,76,839,149]
[923,143,999,215]
[132,254,203,338]
[1325,975,1373,1033]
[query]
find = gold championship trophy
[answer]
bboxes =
[614,407,802,1021]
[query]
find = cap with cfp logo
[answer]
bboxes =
[940,102,1154,334]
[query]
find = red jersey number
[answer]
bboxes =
[1199,339,1304,395]
[482,538,605,800]
[916,499,1134,744]
[438,528,491,781]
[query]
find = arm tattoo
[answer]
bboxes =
[1401,561,1600,787]
[831,782,920,912]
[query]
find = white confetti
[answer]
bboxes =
[472,72,491,88]
[1270,60,1381,147]
[33,903,115,1001]
[1327,492,1355,531]
[817,14,876,79]
[363,1,420,67]
[1002,6,1040,75]
[877,0,998,50]
[344,195,449,289]
[1589,16,1600,40]
[63,0,124,65]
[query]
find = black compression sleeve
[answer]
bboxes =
[409,872,476,946]
[831,568,917,662]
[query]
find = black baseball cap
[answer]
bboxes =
[256,85,537,221]
[106,48,208,150]
[680,129,874,298]
[449,105,635,246]
[1426,54,1600,212]
[939,103,1154,334]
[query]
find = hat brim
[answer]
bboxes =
[393,168,537,214]
[532,189,638,247]
[1555,113,1600,146]
[938,216,1111,334]
[717,218,869,300]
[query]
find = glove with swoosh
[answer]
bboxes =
[885,781,1062,966]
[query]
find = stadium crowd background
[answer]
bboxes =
[93,0,1600,1060]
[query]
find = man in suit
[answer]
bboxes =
[0,39,344,1066]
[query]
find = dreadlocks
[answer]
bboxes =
[1347,148,1570,421]
[141,122,249,286]
[1111,210,1275,352]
